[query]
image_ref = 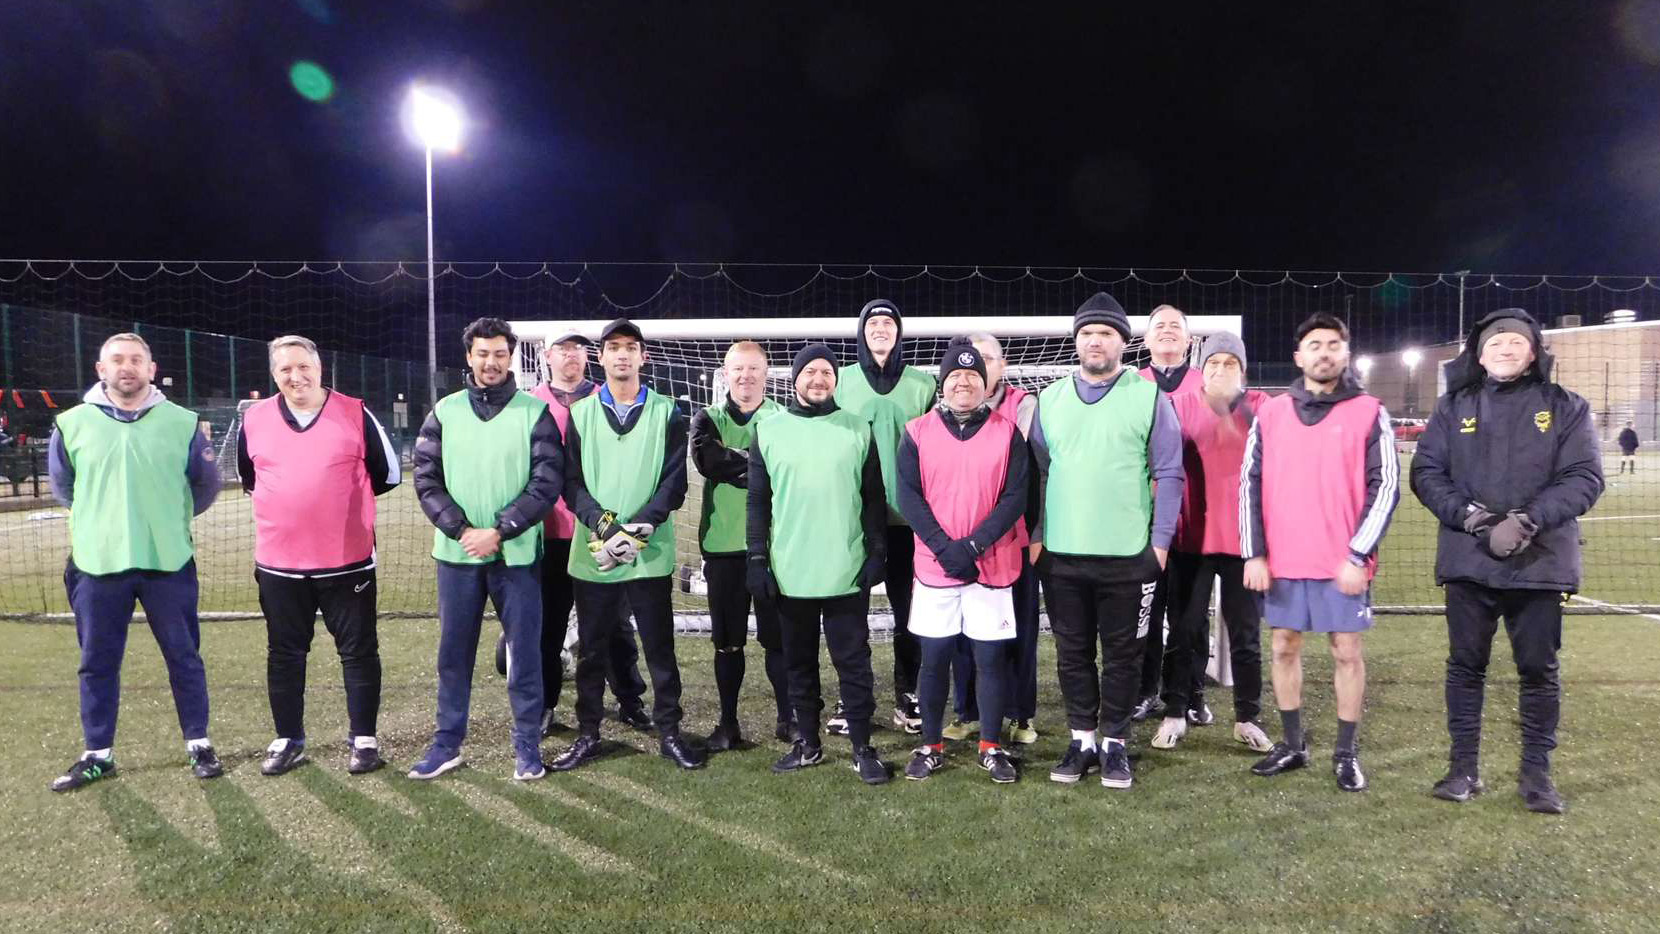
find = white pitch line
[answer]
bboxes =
[1569,594,1660,623]
[1579,513,1660,522]
[579,772,866,885]
[443,780,645,878]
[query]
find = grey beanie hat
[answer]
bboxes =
[1199,332,1248,371]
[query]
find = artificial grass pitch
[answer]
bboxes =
[1,614,1657,933]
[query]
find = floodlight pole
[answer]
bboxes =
[1455,269,1471,339]
[424,145,438,407]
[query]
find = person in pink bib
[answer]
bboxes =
[1240,312,1399,792]
[1134,304,1206,725]
[237,334,402,776]
[1152,332,1274,754]
[895,342,1029,784]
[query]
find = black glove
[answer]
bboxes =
[936,538,981,583]
[746,556,780,603]
[1485,511,1538,559]
[857,553,886,590]
[1461,502,1500,535]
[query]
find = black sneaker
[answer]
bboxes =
[261,739,308,777]
[825,701,850,736]
[1048,740,1099,784]
[904,746,946,781]
[771,739,824,773]
[1186,703,1215,726]
[51,754,116,792]
[347,743,386,775]
[1130,695,1164,722]
[1518,769,1565,814]
[850,746,892,785]
[1431,770,1484,803]
[705,721,742,753]
[660,732,706,770]
[1250,737,1310,777]
[1099,742,1133,790]
[615,704,653,732]
[1333,751,1367,792]
[892,694,922,734]
[189,745,225,779]
[979,747,1018,784]
[550,733,603,773]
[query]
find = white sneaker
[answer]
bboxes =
[1233,720,1275,752]
[1151,716,1188,750]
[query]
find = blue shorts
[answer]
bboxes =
[1263,578,1373,633]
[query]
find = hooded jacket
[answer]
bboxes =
[412,372,565,545]
[1410,308,1604,592]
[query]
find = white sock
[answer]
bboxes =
[84,747,113,761]
[1103,737,1125,750]
[353,735,379,750]
[186,737,212,752]
[268,737,303,753]
[1071,729,1098,751]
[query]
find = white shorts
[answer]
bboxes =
[908,580,1017,641]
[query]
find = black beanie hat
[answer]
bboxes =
[938,341,988,385]
[1073,292,1132,341]
[791,342,837,384]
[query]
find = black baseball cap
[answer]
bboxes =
[598,318,644,344]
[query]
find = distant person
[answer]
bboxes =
[1411,309,1604,814]
[1617,421,1639,475]
[46,332,223,791]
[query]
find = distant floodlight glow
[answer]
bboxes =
[1401,348,1422,370]
[288,61,334,102]
[406,86,462,153]
[1355,355,1374,376]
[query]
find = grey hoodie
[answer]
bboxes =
[48,383,220,515]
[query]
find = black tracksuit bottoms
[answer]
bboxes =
[1444,581,1563,773]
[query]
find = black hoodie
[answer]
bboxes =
[855,298,906,394]
[1410,309,1605,591]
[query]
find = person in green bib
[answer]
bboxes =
[409,317,564,782]
[46,332,225,792]
[1031,292,1185,792]
[551,318,705,772]
[749,344,894,785]
[690,340,791,751]
[834,298,936,736]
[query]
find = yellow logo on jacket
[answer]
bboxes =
[1534,410,1551,433]
[1460,417,1477,434]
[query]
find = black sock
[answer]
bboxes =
[1335,718,1359,754]
[763,648,791,722]
[1280,708,1303,749]
[713,649,744,725]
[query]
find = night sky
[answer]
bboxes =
[6,2,1660,274]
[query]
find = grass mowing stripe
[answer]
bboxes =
[578,771,867,886]
[441,777,648,878]
[231,767,465,934]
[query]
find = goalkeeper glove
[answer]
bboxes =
[857,553,886,590]
[1462,502,1500,535]
[1484,511,1538,559]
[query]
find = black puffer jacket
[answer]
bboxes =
[1409,309,1605,592]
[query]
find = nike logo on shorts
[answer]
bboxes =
[354,581,370,593]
